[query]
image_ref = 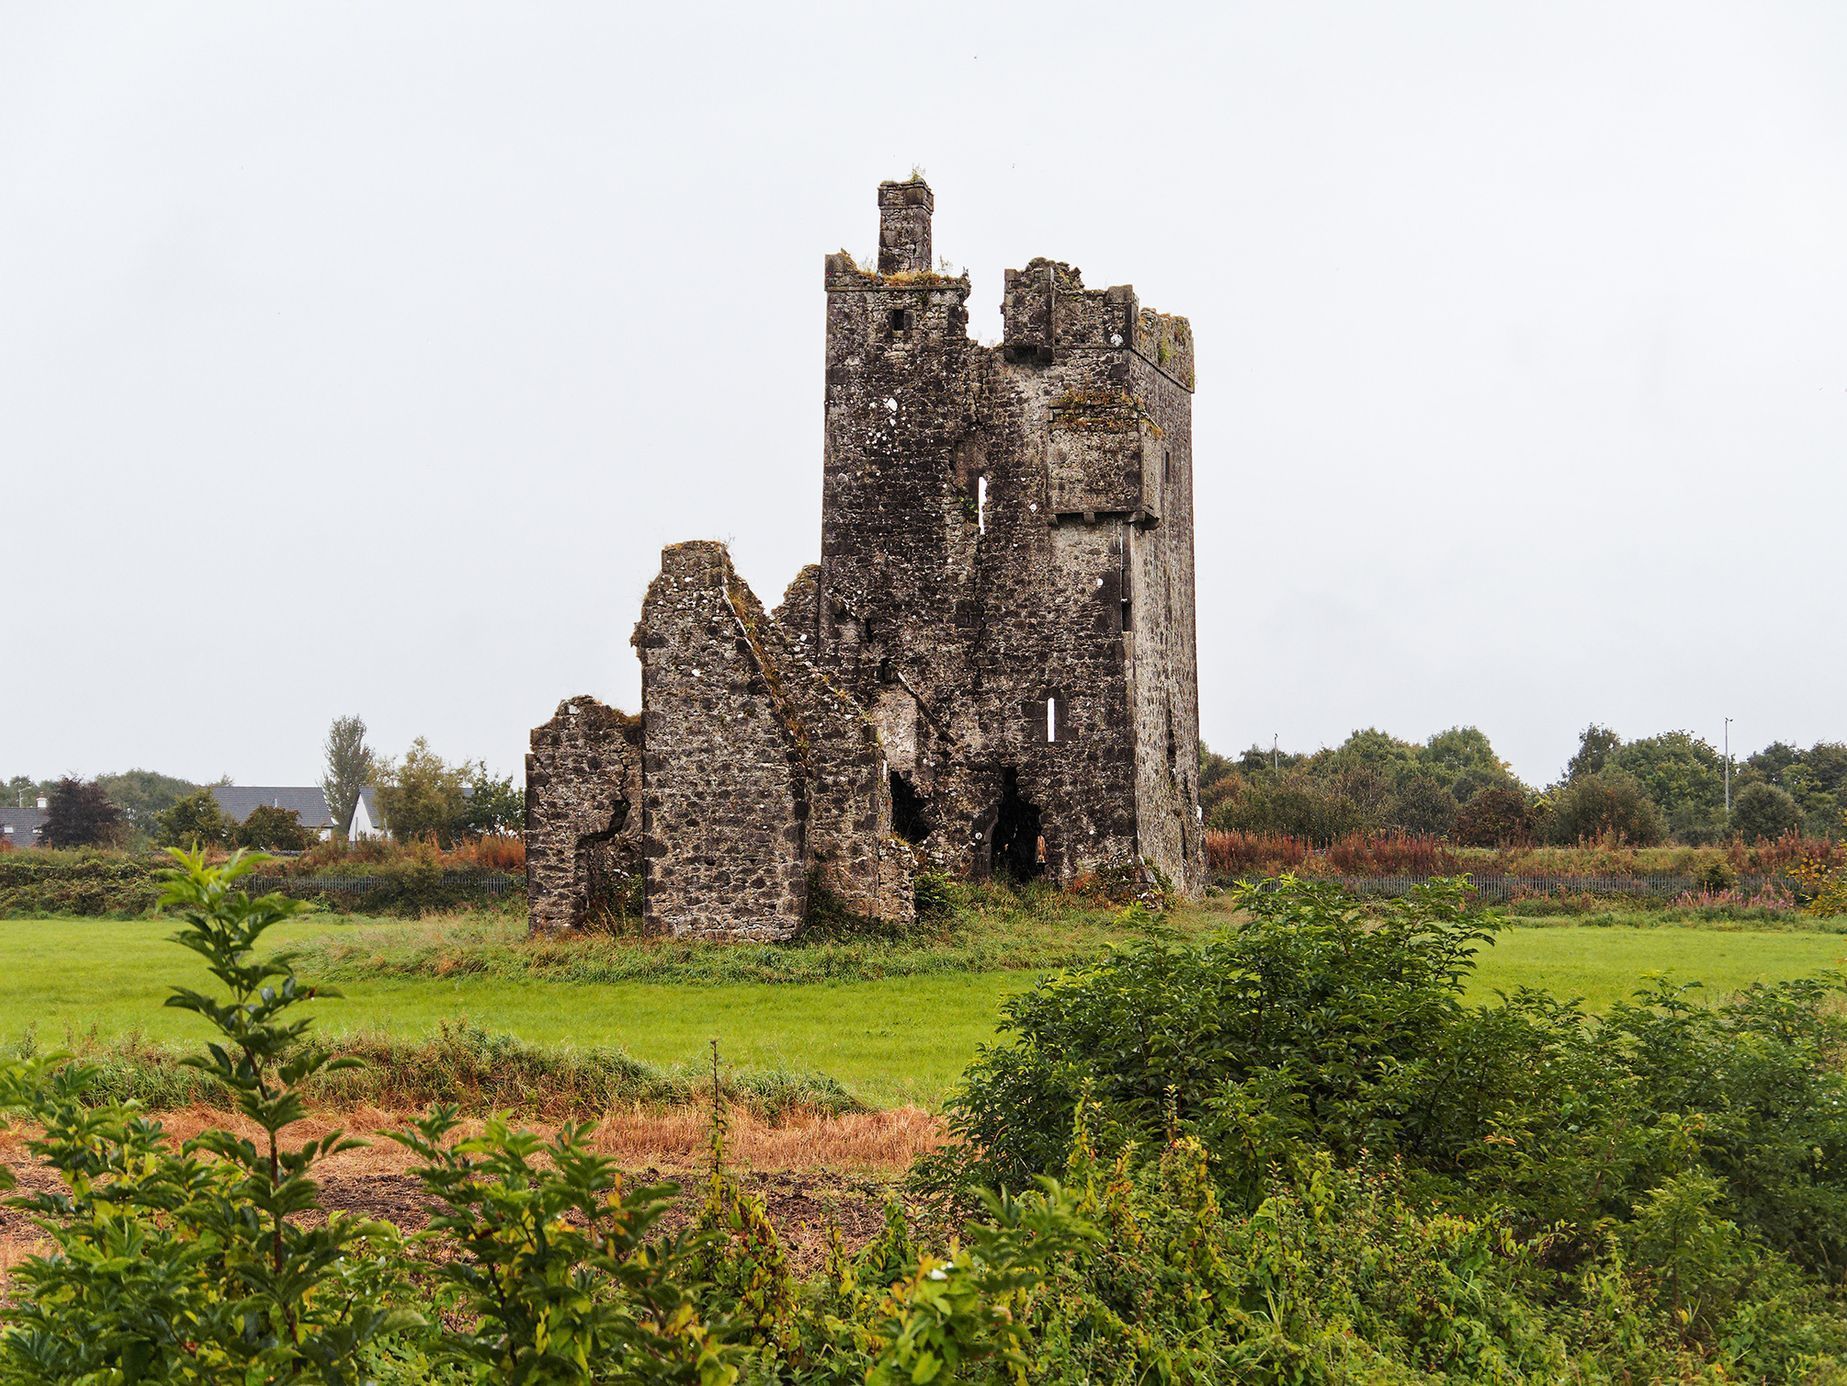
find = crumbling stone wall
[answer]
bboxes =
[737,564,913,925]
[525,696,643,932]
[636,542,812,941]
[634,541,910,940]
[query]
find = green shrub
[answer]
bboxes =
[915,877,1847,1376]
[912,869,957,921]
[154,788,232,849]
[1454,783,1537,847]
[1205,769,1375,842]
[392,1110,739,1380]
[234,802,315,851]
[1545,769,1669,845]
[1734,782,1806,845]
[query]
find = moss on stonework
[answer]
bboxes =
[1050,389,1164,438]
[1138,308,1195,389]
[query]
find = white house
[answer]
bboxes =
[346,786,387,842]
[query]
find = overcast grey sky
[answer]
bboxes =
[3,1,1842,790]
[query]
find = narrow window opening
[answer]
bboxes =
[976,474,988,534]
[890,771,930,845]
[1043,691,1067,743]
[1118,530,1133,633]
[1163,449,1172,485]
[889,307,908,332]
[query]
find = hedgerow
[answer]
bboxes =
[0,846,518,918]
[0,849,163,917]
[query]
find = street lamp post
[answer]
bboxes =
[1724,716,1733,820]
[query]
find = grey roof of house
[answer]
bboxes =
[0,807,48,847]
[209,786,334,829]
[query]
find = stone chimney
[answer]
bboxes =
[877,178,933,275]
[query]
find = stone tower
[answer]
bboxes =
[526,177,1203,937]
[780,177,1204,893]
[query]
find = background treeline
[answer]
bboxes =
[3,718,522,854]
[1203,724,1846,848]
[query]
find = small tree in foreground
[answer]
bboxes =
[0,851,414,1379]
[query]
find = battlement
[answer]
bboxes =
[1001,259,1194,389]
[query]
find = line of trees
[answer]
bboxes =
[1203,725,1846,847]
[3,716,525,853]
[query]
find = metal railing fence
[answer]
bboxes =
[1224,872,1798,903]
[242,871,519,899]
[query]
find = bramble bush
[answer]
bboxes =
[7,859,1847,1381]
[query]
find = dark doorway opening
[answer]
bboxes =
[577,802,640,932]
[890,771,930,845]
[989,768,1045,883]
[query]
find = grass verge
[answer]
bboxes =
[9,1020,858,1119]
[290,883,1200,986]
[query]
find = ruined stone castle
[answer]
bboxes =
[526,179,1203,938]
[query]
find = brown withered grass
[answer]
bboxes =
[0,1103,946,1294]
[3,1101,945,1181]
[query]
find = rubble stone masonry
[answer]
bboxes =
[528,178,1202,937]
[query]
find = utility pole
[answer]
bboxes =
[1723,716,1733,820]
[1272,734,1279,773]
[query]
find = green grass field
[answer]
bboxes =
[1,911,1842,1108]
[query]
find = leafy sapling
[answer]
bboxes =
[0,849,414,1380]
[158,847,419,1372]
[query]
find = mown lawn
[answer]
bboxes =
[1,912,1842,1108]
